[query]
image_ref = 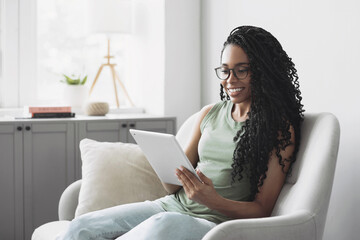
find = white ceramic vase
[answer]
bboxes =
[62,85,88,110]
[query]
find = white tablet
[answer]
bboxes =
[129,129,200,185]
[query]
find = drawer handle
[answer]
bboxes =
[17,126,23,131]
[121,123,128,128]
[129,123,136,128]
[25,126,31,131]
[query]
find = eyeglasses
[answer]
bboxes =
[214,64,250,81]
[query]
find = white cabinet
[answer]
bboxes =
[23,122,76,240]
[0,124,23,240]
[0,115,176,240]
[78,120,127,142]
[0,122,75,240]
[77,118,175,143]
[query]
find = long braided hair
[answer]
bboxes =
[220,26,304,200]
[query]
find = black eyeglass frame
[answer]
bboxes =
[214,64,250,81]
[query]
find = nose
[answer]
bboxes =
[227,69,238,83]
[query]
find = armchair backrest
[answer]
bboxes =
[271,113,340,240]
[176,112,200,148]
[176,112,340,240]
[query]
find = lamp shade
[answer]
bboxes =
[88,0,132,34]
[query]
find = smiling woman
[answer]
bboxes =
[212,27,304,202]
[55,26,304,240]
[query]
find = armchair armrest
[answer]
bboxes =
[202,210,316,240]
[58,180,82,221]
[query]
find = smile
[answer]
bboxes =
[227,88,244,93]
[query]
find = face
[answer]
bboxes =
[220,44,251,105]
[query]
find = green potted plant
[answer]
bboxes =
[61,74,88,109]
[61,74,88,85]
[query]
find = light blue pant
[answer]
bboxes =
[56,201,216,240]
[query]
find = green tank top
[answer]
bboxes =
[156,101,251,223]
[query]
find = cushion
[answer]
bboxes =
[75,138,167,217]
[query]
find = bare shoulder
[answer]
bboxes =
[184,103,216,167]
[188,103,215,141]
[197,104,215,122]
[201,103,215,113]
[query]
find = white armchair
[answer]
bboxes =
[32,112,340,240]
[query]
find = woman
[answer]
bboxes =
[57,26,304,240]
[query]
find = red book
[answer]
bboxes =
[29,106,72,114]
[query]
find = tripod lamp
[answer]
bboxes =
[88,0,134,108]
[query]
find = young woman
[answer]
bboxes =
[57,26,304,240]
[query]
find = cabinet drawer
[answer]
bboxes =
[86,122,120,131]
[132,120,175,134]
[31,123,67,133]
[0,124,14,133]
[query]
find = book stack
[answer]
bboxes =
[29,106,75,118]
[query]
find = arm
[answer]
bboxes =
[202,210,315,240]
[161,104,214,194]
[58,180,82,221]
[176,126,295,219]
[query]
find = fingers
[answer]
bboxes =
[176,167,200,200]
[176,167,217,205]
[196,169,210,185]
[181,166,195,179]
[176,166,200,188]
[176,167,193,188]
[176,166,206,186]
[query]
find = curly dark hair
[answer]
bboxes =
[220,26,304,200]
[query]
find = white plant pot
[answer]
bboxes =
[63,85,88,110]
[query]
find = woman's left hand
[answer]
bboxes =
[176,167,220,207]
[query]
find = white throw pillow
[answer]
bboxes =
[75,138,167,217]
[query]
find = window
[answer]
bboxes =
[0,0,173,115]
[36,0,133,107]
[0,0,19,108]
[0,1,3,94]
[1,0,134,108]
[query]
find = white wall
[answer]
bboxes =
[164,0,201,129]
[132,0,201,131]
[201,0,360,239]
[132,0,165,115]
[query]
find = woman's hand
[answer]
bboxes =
[176,167,220,207]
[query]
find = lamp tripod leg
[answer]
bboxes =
[114,71,135,107]
[89,65,105,96]
[110,66,120,108]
